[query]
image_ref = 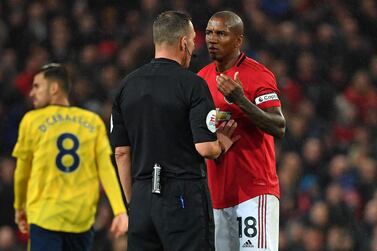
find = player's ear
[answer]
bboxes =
[235,34,243,48]
[49,81,60,95]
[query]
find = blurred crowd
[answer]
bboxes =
[0,0,376,250]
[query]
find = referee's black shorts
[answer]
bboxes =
[128,177,214,251]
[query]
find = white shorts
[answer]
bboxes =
[213,194,279,251]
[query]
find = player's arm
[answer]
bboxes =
[13,157,31,234]
[12,115,33,234]
[96,150,127,216]
[96,120,128,236]
[96,151,128,237]
[114,146,132,204]
[97,154,127,216]
[216,72,286,138]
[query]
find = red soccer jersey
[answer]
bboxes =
[198,53,281,209]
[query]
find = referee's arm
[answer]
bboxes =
[114,146,132,204]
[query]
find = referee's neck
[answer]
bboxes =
[155,45,183,66]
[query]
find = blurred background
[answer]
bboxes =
[0,0,376,250]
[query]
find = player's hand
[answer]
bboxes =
[216,72,245,104]
[110,212,128,237]
[216,119,241,155]
[15,209,29,234]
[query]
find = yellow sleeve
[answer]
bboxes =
[13,115,33,210]
[95,117,126,215]
[12,114,33,160]
[13,158,32,210]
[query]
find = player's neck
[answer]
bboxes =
[50,96,69,107]
[216,51,241,73]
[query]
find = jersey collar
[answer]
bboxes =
[152,57,181,67]
[235,52,246,67]
[215,52,246,74]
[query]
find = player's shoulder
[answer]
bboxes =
[22,109,39,118]
[19,107,56,128]
[20,109,39,125]
[198,62,216,77]
[242,56,275,78]
[69,106,101,120]
[22,106,53,120]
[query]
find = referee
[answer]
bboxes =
[110,11,237,251]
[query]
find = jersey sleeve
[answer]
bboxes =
[253,70,281,110]
[189,76,217,143]
[110,90,130,147]
[12,114,33,210]
[13,158,32,210]
[95,117,126,215]
[12,114,33,160]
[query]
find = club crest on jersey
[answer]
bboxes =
[206,110,217,133]
[255,93,279,105]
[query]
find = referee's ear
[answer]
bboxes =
[180,36,187,51]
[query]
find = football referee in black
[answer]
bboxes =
[110,10,237,251]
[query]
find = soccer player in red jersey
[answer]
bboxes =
[198,11,286,251]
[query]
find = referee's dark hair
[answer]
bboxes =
[37,63,71,94]
[153,11,192,45]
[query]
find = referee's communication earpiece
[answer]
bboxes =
[184,43,197,58]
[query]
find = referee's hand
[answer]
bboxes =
[110,212,128,237]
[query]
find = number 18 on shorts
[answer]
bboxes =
[213,195,279,251]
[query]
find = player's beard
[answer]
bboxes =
[208,51,223,62]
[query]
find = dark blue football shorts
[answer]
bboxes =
[29,224,94,251]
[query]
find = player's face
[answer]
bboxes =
[30,73,52,108]
[182,21,196,68]
[205,17,239,62]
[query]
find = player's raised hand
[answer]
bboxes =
[216,119,241,154]
[15,209,28,234]
[110,212,128,237]
[216,72,245,104]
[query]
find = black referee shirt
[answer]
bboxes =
[111,58,217,180]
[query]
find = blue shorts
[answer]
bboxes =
[29,224,94,251]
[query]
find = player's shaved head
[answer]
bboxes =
[210,11,244,35]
